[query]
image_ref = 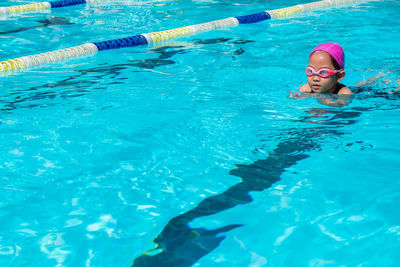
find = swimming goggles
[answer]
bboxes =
[305,67,342,78]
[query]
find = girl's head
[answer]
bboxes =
[306,43,346,93]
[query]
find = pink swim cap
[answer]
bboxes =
[310,42,344,69]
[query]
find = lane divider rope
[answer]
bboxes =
[0,0,103,16]
[0,0,360,73]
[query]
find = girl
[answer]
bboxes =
[291,42,352,106]
[293,43,399,106]
[300,42,352,95]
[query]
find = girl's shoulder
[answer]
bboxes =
[337,84,352,95]
[299,84,312,92]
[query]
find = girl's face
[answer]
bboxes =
[307,51,344,94]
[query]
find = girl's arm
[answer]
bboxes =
[317,94,353,107]
[355,72,389,87]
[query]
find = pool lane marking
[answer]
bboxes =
[0,0,361,73]
[130,108,365,266]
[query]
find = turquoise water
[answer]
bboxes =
[1,0,400,266]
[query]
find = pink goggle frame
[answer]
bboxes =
[305,67,342,78]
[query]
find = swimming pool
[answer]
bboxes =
[1,0,399,266]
